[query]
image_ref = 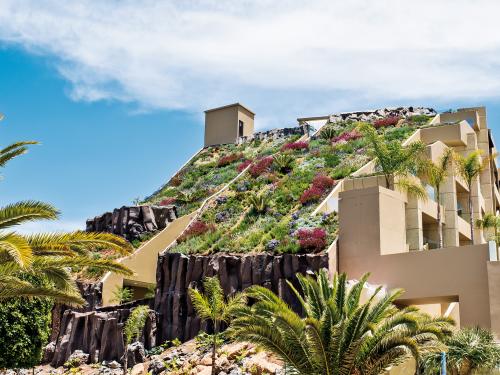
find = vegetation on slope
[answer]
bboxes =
[142,135,303,216]
[170,115,432,255]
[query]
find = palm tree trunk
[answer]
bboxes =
[468,193,474,243]
[212,321,217,375]
[437,190,443,248]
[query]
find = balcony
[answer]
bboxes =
[420,121,475,147]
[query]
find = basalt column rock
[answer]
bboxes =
[50,302,156,367]
[154,252,328,343]
[86,205,177,241]
[49,281,103,342]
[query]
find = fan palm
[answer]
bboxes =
[229,270,453,375]
[357,122,428,200]
[189,276,246,375]
[454,150,491,242]
[421,148,454,248]
[421,326,500,375]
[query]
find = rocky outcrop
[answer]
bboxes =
[49,281,103,342]
[237,124,311,144]
[324,106,436,125]
[86,205,177,241]
[154,252,328,343]
[49,301,156,367]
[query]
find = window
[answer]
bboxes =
[238,120,244,138]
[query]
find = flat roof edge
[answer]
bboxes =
[205,103,255,116]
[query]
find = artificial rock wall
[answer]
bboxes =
[154,252,328,343]
[47,252,328,365]
[86,205,177,241]
[48,299,156,367]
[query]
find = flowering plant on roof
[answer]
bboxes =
[281,141,309,152]
[332,130,362,144]
[159,197,176,206]
[237,159,252,172]
[373,116,401,128]
[297,227,327,252]
[249,156,274,178]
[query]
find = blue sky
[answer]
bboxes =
[0,47,203,231]
[1,1,500,232]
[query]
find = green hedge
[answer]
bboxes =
[0,297,53,369]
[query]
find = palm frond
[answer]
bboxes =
[27,231,133,255]
[0,141,39,168]
[0,232,32,266]
[0,200,59,229]
[395,178,428,201]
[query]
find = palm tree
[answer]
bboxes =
[421,327,500,375]
[189,276,246,375]
[0,140,133,305]
[0,204,134,304]
[476,212,500,248]
[421,148,454,248]
[357,122,428,200]
[454,150,491,242]
[229,270,453,375]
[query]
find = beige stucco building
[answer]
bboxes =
[318,107,500,336]
[204,103,255,146]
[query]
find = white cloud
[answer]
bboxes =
[1,0,500,128]
[16,219,84,234]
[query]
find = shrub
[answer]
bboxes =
[281,141,309,152]
[373,116,401,128]
[237,159,252,172]
[299,186,324,204]
[159,197,176,206]
[297,228,327,252]
[111,286,133,304]
[273,153,295,174]
[217,152,243,167]
[124,305,150,344]
[0,296,53,368]
[312,174,335,191]
[249,157,274,178]
[319,126,337,140]
[247,193,271,214]
[332,130,362,144]
[178,220,215,242]
[170,173,183,186]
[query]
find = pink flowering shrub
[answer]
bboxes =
[281,141,309,152]
[300,174,336,204]
[159,197,176,206]
[299,186,324,204]
[332,130,362,144]
[373,116,401,128]
[249,157,274,178]
[217,152,243,167]
[312,174,335,191]
[297,228,327,252]
[178,220,215,242]
[237,159,252,172]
